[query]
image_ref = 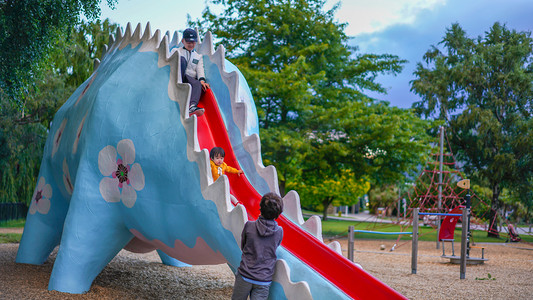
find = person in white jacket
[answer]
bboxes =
[178,28,210,116]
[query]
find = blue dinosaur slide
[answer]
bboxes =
[15,23,406,299]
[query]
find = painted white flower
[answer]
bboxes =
[52,118,67,157]
[98,139,145,208]
[62,158,74,195]
[30,177,52,215]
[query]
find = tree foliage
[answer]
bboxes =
[0,0,116,109]
[194,0,435,216]
[0,19,119,204]
[411,22,533,235]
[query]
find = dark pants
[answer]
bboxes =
[231,273,270,300]
[180,57,203,107]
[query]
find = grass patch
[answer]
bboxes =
[0,219,26,227]
[0,233,22,243]
[320,218,532,243]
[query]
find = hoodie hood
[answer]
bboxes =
[256,215,280,237]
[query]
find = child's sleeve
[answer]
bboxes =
[223,164,241,174]
[197,56,206,82]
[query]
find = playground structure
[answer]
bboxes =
[357,126,526,251]
[14,23,407,299]
[347,201,488,279]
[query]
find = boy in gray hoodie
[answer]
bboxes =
[231,192,284,300]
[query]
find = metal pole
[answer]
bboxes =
[437,126,444,249]
[411,208,419,274]
[460,207,468,279]
[348,225,354,262]
[465,192,471,257]
[397,187,401,222]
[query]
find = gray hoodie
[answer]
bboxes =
[237,216,283,282]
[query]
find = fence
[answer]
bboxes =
[0,203,28,222]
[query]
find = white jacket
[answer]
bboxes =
[177,47,206,82]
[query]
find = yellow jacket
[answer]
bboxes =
[210,160,240,181]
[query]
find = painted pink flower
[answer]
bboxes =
[72,113,87,154]
[30,177,52,215]
[98,139,145,208]
[52,118,67,157]
[75,74,96,106]
[62,158,74,195]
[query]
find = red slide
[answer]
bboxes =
[196,90,406,300]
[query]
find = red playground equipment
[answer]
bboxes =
[438,204,488,265]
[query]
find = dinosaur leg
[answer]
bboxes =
[157,249,192,267]
[47,188,133,294]
[16,159,70,265]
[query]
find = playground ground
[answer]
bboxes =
[1,231,532,300]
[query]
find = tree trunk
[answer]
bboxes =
[322,197,332,221]
[488,182,501,238]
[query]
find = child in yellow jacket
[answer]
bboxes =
[210,147,243,181]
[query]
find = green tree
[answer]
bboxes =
[0,19,120,204]
[195,0,435,213]
[411,22,533,237]
[0,0,117,110]
[289,169,370,220]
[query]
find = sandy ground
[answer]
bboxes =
[1,229,532,299]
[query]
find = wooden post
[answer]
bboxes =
[460,207,468,279]
[411,208,419,274]
[348,225,354,262]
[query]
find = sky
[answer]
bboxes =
[99,0,533,108]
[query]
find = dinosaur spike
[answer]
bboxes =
[199,31,215,55]
[183,115,201,159]
[93,58,100,70]
[258,165,281,195]
[101,44,108,60]
[327,241,342,255]
[203,176,247,246]
[273,259,313,300]
[115,25,123,43]
[170,31,179,47]
[233,102,247,134]
[106,26,123,53]
[242,134,262,167]
[130,23,142,48]
[141,22,152,42]
[119,22,133,49]
[302,215,323,241]
[282,191,305,225]
[140,28,160,52]
[157,35,170,67]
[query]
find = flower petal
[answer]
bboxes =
[99,177,120,203]
[117,139,135,165]
[121,184,137,208]
[36,176,46,191]
[52,119,67,157]
[129,163,145,191]
[42,183,53,199]
[29,201,37,215]
[72,113,87,154]
[98,145,117,176]
[36,198,51,214]
[63,174,73,195]
[62,159,73,194]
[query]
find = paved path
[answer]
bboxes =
[0,227,23,234]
